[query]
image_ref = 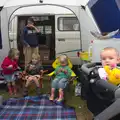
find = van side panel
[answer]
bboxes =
[55,15,81,65]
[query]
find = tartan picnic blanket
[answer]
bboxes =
[0,95,76,120]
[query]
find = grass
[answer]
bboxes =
[0,77,93,120]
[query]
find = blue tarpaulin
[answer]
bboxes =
[88,0,120,33]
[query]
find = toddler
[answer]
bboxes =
[1,48,19,95]
[23,53,44,96]
[49,55,72,102]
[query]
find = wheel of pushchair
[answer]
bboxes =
[80,62,120,120]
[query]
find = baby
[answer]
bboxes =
[49,55,72,102]
[98,47,120,80]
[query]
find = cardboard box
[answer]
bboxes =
[39,49,50,61]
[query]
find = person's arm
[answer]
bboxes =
[37,63,44,73]
[30,25,40,33]
[65,67,72,78]
[34,26,40,33]
[1,58,11,69]
[13,59,18,71]
[54,66,61,75]
[23,27,29,46]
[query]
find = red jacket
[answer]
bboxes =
[1,56,18,75]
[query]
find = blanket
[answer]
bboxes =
[0,95,76,120]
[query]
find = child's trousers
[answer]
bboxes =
[51,78,68,89]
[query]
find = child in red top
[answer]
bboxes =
[1,48,19,95]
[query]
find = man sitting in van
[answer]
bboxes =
[23,17,40,68]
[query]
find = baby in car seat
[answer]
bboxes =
[98,47,120,85]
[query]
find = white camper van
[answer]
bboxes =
[0,0,99,69]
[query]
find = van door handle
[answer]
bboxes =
[58,39,65,41]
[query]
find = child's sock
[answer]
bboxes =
[49,88,55,100]
[57,89,64,102]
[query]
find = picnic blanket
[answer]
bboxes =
[0,95,76,120]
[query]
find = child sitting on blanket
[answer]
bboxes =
[23,53,44,97]
[49,55,72,102]
[1,48,20,95]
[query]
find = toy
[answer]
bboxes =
[104,64,120,86]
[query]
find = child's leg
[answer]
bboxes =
[57,88,64,102]
[7,82,13,95]
[4,75,13,95]
[11,81,17,95]
[33,75,41,96]
[49,88,55,100]
[33,75,40,87]
[49,78,59,100]
[57,78,68,101]
[23,76,32,96]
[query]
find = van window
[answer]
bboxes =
[0,15,2,49]
[58,17,79,31]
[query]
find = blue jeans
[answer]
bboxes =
[51,78,68,89]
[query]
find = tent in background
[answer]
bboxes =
[88,0,120,33]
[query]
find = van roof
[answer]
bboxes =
[2,0,89,8]
[13,5,74,15]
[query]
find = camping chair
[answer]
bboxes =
[19,70,48,91]
[48,56,77,93]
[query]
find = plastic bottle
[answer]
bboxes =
[88,40,93,61]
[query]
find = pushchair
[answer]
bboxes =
[78,62,120,120]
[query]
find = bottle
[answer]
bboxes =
[88,40,93,61]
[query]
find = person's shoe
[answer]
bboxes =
[57,98,64,102]
[49,95,54,101]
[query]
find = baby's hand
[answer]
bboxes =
[63,69,68,74]
[7,65,13,69]
[29,65,34,70]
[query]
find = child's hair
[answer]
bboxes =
[59,54,68,65]
[8,48,19,59]
[101,47,119,56]
[32,53,40,61]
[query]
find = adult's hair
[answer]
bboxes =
[27,17,34,24]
